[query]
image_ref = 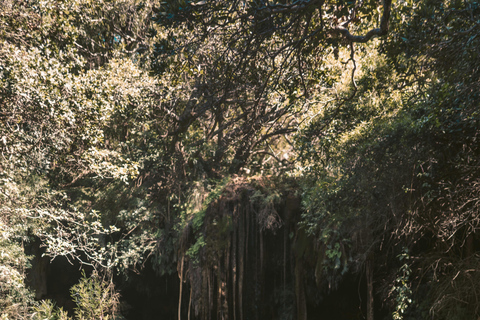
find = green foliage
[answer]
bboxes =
[32,300,71,320]
[70,271,121,320]
[185,235,206,265]
[181,177,231,263]
[0,178,39,319]
[297,3,479,311]
[0,237,34,320]
[2,0,480,318]
[391,249,413,320]
[31,272,122,320]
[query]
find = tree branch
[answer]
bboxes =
[332,0,392,43]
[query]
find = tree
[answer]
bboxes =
[146,0,393,178]
[298,0,480,319]
[383,1,480,318]
[1,0,162,316]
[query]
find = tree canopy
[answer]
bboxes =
[1,0,480,319]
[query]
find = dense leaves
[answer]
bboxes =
[1,0,480,319]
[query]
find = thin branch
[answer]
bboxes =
[262,0,323,14]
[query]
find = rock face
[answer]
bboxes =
[25,239,48,300]
[172,177,373,320]
[25,239,83,314]
[177,178,302,320]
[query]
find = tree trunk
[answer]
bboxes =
[366,254,374,320]
[178,255,184,320]
[295,256,307,320]
[188,286,192,320]
[238,207,245,320]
